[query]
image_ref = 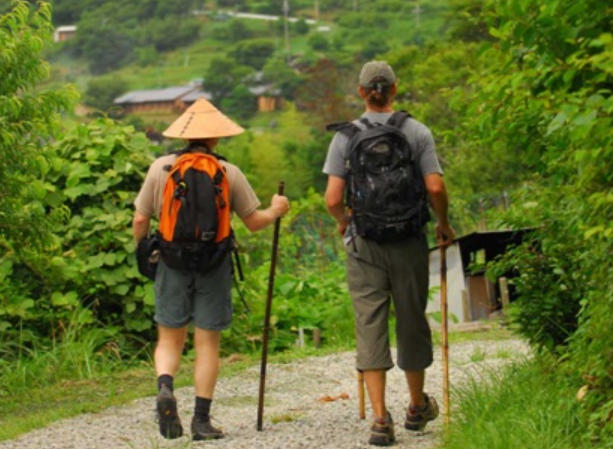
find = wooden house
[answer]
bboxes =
[114,82,282,115]
[113,86,201,115]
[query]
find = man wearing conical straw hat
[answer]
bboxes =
[133,99,289,441]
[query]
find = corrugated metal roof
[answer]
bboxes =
[249,85,281,96]
[114,86,196,105]
[56,25,77,32]
[180,90,214,103]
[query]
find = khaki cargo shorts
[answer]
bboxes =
[154,256,232,331]
[345,234,433,372]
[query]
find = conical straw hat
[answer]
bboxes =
[163,98,245,139]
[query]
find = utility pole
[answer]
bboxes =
[283,0,290,61]
[414,2,421,28]
[314,0,319,21]
[353,0,358,12]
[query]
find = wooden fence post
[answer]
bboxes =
[461,289,471,322]
[499,277,510,309]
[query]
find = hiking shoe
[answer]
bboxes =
[191,415,225,441]
[405,393,439,432]
[156,384,183,439]
[369,412,395,446]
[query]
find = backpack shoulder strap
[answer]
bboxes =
[359,117,374,129]
[211,152,227,162]
[326,122,362,140]
[386,110,412,129]
[170,146,191,156]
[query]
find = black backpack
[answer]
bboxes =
[327,111,430,243]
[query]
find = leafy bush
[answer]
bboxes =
[0,1,76,249]
[229,38,276,70]
[294,18,309,35]
[83,76,128,112]
[308,33,330,52]
[221,84,257,120]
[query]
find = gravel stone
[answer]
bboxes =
[0,339,529,449]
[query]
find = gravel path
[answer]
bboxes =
[1,338,529,449]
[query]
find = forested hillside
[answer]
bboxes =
[1,0,612,446]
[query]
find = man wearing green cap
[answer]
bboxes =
[323,61,454,446]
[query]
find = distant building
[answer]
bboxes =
[54,25,77,43]
[113,86,202,115]
[114,83,283,115]
[249,85,284,112]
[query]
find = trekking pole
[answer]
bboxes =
[257,182,285,431]
[440,245,451,426]
[358,370,366,420]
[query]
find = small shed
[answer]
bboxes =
[249,85,284,112]
[53,25,77,43]
[426,229,532,323]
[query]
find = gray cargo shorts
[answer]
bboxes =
[345,234,433,372]
[154,256,232,331]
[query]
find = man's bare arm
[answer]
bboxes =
[325,176,349,236]
[133,211,151,243]
[424,173,455,247]
[240,194,290,232]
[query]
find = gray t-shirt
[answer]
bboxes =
[323,111,443,178]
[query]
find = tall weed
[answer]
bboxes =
[0,308,146,396]
[444,359,589,449]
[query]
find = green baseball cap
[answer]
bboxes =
[359,61,396,87]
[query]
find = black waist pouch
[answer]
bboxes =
[136,235,160,280]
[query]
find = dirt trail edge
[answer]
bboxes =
[1,339,528,449]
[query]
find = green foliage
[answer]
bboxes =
[308,33,330,52]
[0,119,156,351]
[294,18,309,35]
[221,84,257,120]
[225,190,352,354]
[83,76,128,112]
[141,16,202,53]
[262,57,304,100]
[445,359,589,449]
[217,19,254,42]
[0,1,76,248]
[0,309,138,396]
[44,119,156,333]
[229,38,275,70]
[63,0,202,74]
[447,0,613,442]
[204,57,254,103]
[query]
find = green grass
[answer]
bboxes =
[441,358,590,449]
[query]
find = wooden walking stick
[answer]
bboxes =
[257,182,285,431]
[358,370,365,420]
[440,245,451,426]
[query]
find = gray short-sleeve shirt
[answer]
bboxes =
[323,111,443,178]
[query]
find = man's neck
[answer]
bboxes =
[365,105,394,113]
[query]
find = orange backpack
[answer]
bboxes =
[158,150,233,273]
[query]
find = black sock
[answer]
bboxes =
[195,397,212,421]
[157,374,174,392]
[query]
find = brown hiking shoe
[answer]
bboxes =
[405,393,439,432]
[369,412,395,446]
[156,385,183,439]
[191,416,225,441]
